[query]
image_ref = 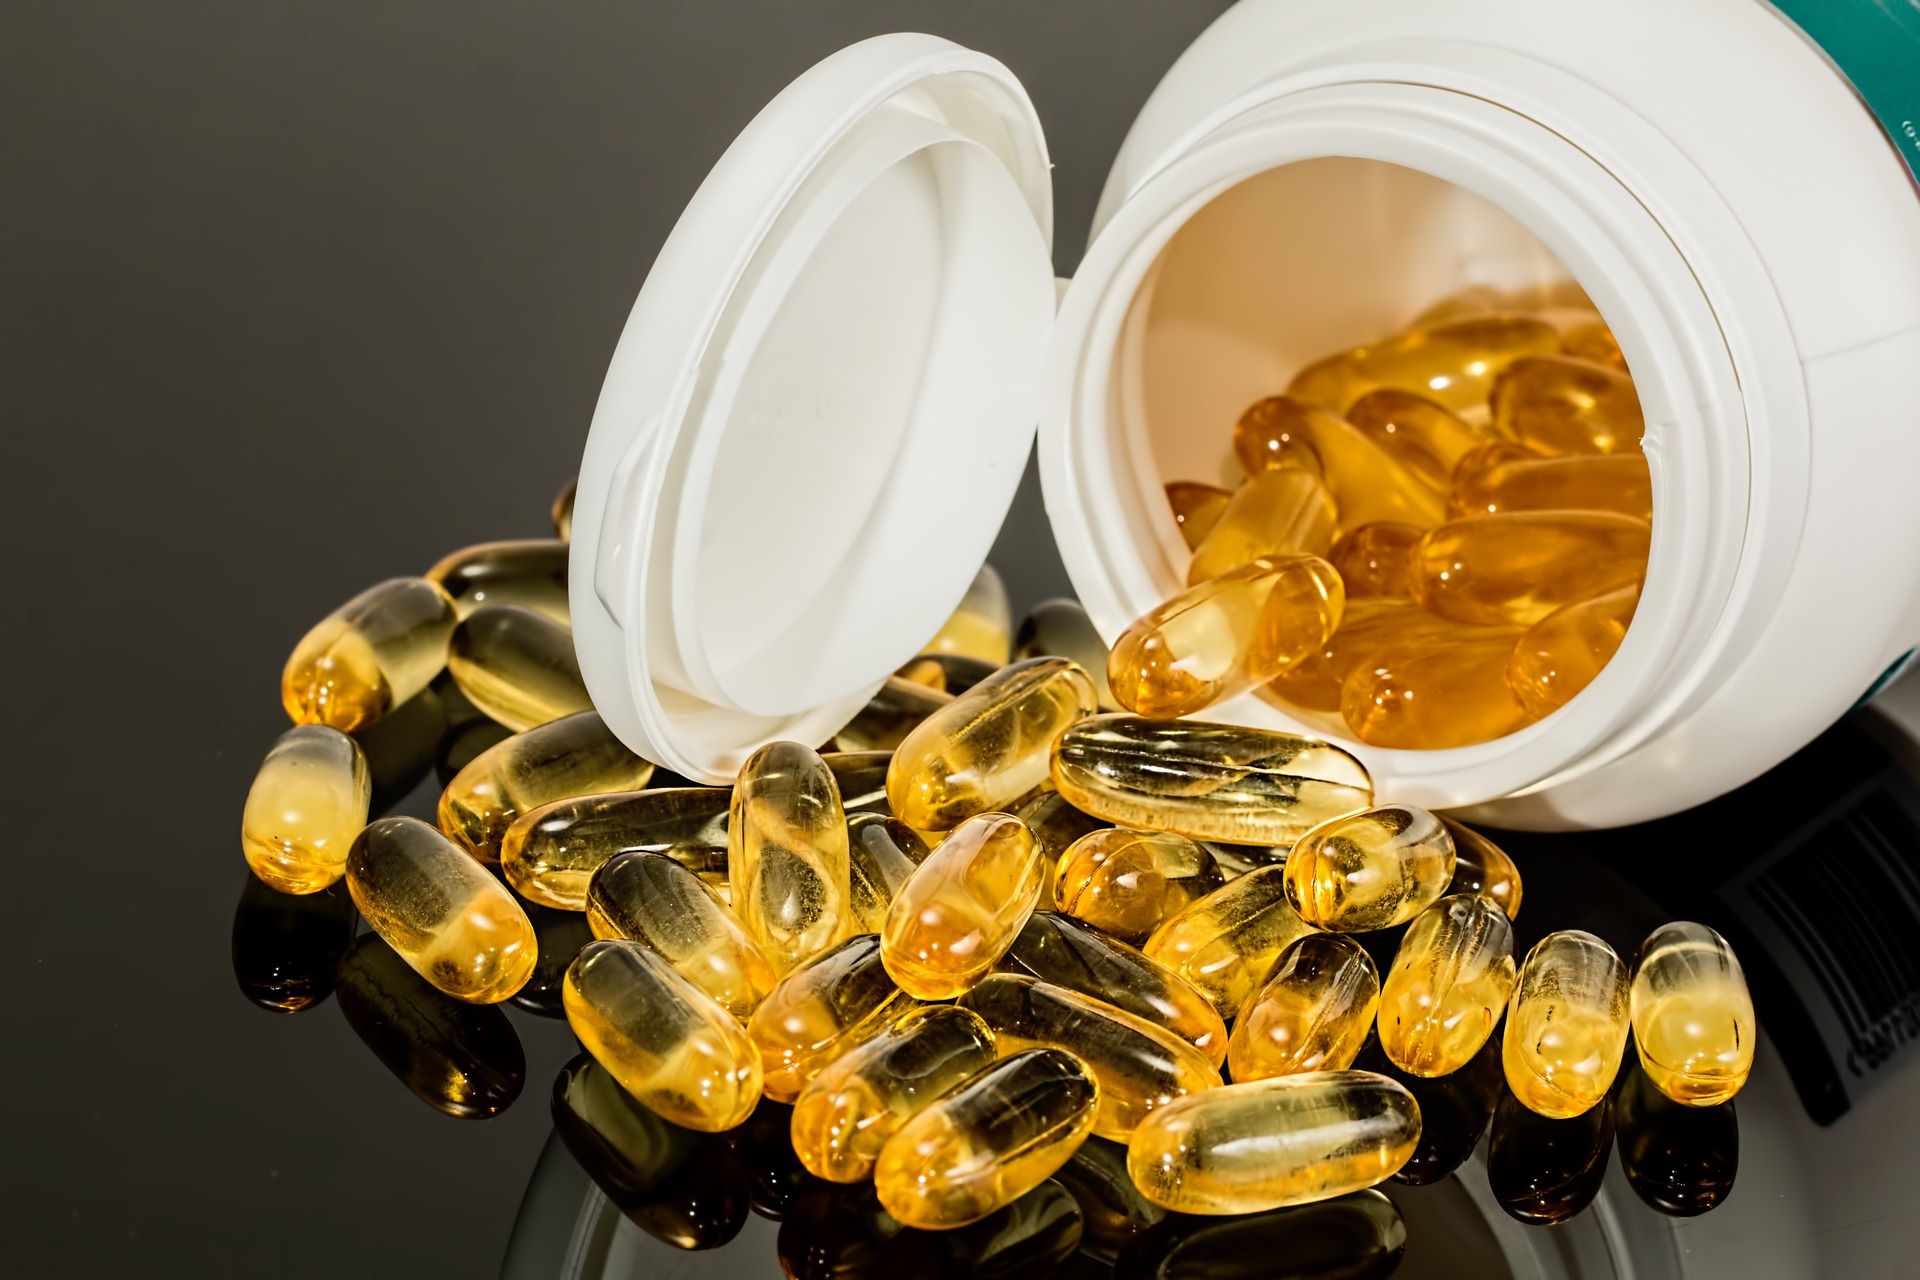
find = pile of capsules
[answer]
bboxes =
[242,479,1750,1256]
[1132,281,1651,750]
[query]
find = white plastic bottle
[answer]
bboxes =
[568,0,1920,830]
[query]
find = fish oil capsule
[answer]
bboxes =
[1630,921,1755,1106]
[887,657,1099,832]
[881,812,1044,999]
[959,974,1221,1139]
[924,563,1013,666]
[1052,715,1373,847]
[1508,586,1639,717]
[893,653,999,698]
[241,725,372,894]
[1340,625,1531,749]
[1615,1064,1739,1216]
[1284,805,1456,932]
[564,938,763,1132]
[824,749,893,817]
[790,1004,999,1183]
[230,877,357,1012]
[1491,354,1645,456]
[874,1047,1097,1229]
[1378,894,1517,1076]
[282,577,459,731]
[1328,523,1421,600]
[447,605,592,731]
[1562,317,1628,372]
[748,934,919,1102]
[1286,314,1561,418]
[1504,929,1632,1118]
[1410,511,1650,627]
[438,710,655,867]
[1114,1189,1405,1280]
[731,741,853,974]
[1259,598,1462,714]
[1015,597,1117,710]
[1053,829,1224,943]
[426,539,571,625]
[1448,452,1652,521]
[346,816,537,1003]
[1012,788,1108,910]
[1345,389,1488,490]
[1006,912,1230,1067]
[1487,1087,1615,1224]
[1166,481,1234,550]
[1110,555,1345,719]
[1232,396,1448,530]
[1125,1071,1421,1214]
[1227,934,1378,1082]
[503,785,730,909]
[1440,818,1523,918]
[1143,865,1322,1021]
[832,675,953,753]
[846,813,929,934]
[585,851,777,1021]
[551,477,576,540]
[1187,469,1338,584]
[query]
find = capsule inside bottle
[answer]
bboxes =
[1227,933,1378,1082]
[1448,452,1652,521]
[1491,354,1644,456]
[1144,864,1322,1020]
[1409,511,1650,627]
[282,577,458,732]
[1232,396,1447,530]
[1508,586,1639,717]
[1166,481,1234,550]
[881,812,1044,1000]
[242,725,371,894]
[1283,805,1456,933]
[446,604,592,731]
[1340,625,1530,750]
[1285,314,1561,419]
[1186,469,1338,584]
[1344,388,1488,488]
[1378,894,1516,1077]
[747,934,919,1103]
[1327,523,1421,600]
[730,741,853,976]
[1630,921,1755,1106]
[1503,929,1632,1118]
[585,850,777,1022]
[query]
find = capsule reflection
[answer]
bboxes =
[1112,1189,1406,1280]
[1355,1033,1504,1186]
[508,901,595,1019]
[1054,1136,1164,1263]
[778,1180,1084,1280]
[1615,1064,1738,1216]
[1487,1086,1615,1225]
[230,876,358,1013]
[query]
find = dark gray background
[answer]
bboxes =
[0,3,1234,1274]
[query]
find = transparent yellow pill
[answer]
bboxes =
[1053,828,1224,944]
[551,477,576,540]
[502,786,730,908]
[1284,805,1456,933]
[1339,625,1532,750]
[748,934,919,1103]
[584,850,777,1022]
[846,812,929,935]
[1410,511,1650,628]
[563,938,763,1132]
[1258,599,1462,714]
[1286,314,1561,418]
[1508,585,1639,717]
[1327,523,1421,600]
[1012,788,1108,911]
[730,741,853,976]
[1378,894,1517,1077]
[1143,865,1321,1021]
[1503,929,1632,1118]
[1186,469,1338,585]
[824,749,893,817]
[437,710,655,866]
[1166,481,1234,550]
[1631,921,1755,1106]
[887,657,1099,832]
[241,725,371,894]
[346,816,537,1004]
[924,563,1013,667]
[881,812,1043,1000]
[1449,453,1652,522]
[1345,389,1487,491]
[446,604,592,732]
[1491,354,1644,456]
[833,676,955,754]
[426,538,571,624]
[282,577,459,732]
[1014,597,1117,710]
[1052,715,1372,848]
[1125,1072,1421,1214]
[1227,933,1378,1082]
[1440,818,1523,919]
[790,1004,999,1183]
[1232,396,1447,531]
[1450,440,1542,487]
[1562,317,1629,373]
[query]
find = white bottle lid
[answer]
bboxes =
[568,34,1057,782]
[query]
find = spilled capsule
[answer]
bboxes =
[1012,789,1108,911]
[881,812,1044,1000]
[748,934,919,1103]
[1015,597,1117,711]
[437,710,654,865]
[1053,828,1225,944]
[1503,929,1632,1118]
[282,577,458,732]
[1378,894,1516,1076]
[1630,921,1754,1106]
[1440,817,1523,918]
[586,850,776,1022]
[1227,933,1378,1082]
[426,538,570,624]
[241,725,371,894]
[1144,864,1321,1020]
[1284,805,1456,933]
[845,812,929,935]
[502,786,731,909]
[833,676,954,754]
[447,604,592,731]
[730,741,853,975]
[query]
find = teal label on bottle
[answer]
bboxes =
[1769,0,1920,186]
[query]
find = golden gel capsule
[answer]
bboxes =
[731,741,854,974]
[1413,281,1594,326]
[1227,934,1378,1082]
[824,749,893,817]
[282,577,459,731]
[1345,389,1487,491]
[447,604,592,731]
[1631,921,1755,1106]
[1563,317,1628,372]
[564,938,763,1132]
[1143,866,1321,1020]
[833,675,954,753]
[585,850,777,1022]
[1052,715,1373,848]
[925,563,1013,666]
[1340,626,1531,750]
[887,657,1099,832]
[1015,597,1117,710]
[1504,929,1632,1118]
[1258,598,1461,714]
[1125,1072,1421,1214]
[552,477,576,540]
[1410,511,1651,627]
[1491,353,1644,455]
[748,934,919,1103]
[1166,481,1233,550]
[1110,555,1345,719]
[438,710,655,867]
[881,812,1044,999]
[1286,314,1561,418]
[1006,912,1230,1068]
[1379,894,1517,1076]
[1187,469,1338,585]
[1440,818,1523,918]
[875,1047,1098,1229]
[346,816,538,1004]
[426,538,571,625]
[791,1004,999,1183]
[1232,396,1447,531]
[1449,452,1652,522]
[1450,440,1541,489]
[846,813,929,935]
[959,974,1221,1140]
[242,725,372,894]
[1328,523,1420,600]
[503,786,730,908]
[1053,829,1224,943]
[1012,788,1108,910]
[1284,805,1456,933]
[1508,585,1639,717]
